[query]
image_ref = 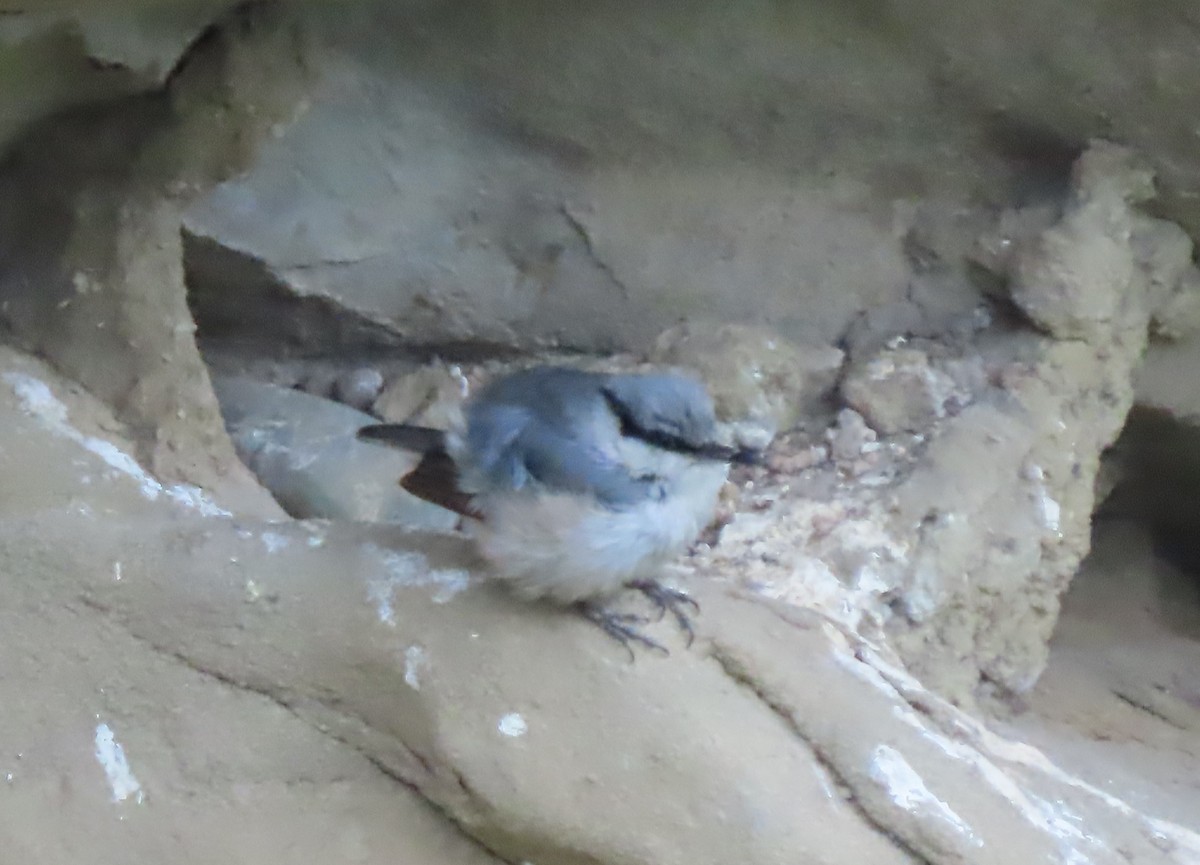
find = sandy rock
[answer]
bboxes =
[297,366,338,398]
[840,301,926,360]
[841,348,967,436]
[702,142,1174,705]
[373,364,469,429]
[0,349,499,865]
[1002,144,1155,341]
[1008,208,1135,339]
[181,2,933,357]
[826,408,877,464]
[1132,216,1195,313]
[1070,140,1157,207]
[971,204,1062,278]
[888,145,1165,697]
[334,366,385,411]
[650,321,844,442]
[0,2,309,514]
[5,3,1200,863]
[1002,520,1200,828]
[214,376,458,530]
[1151,266,1200,341]
[4,355,1199,865]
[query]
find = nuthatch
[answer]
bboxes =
[359,365,759,654]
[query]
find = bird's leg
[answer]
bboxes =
[626,579,700,647]
[575,601,668,660]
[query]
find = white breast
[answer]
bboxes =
[470,459,729,605]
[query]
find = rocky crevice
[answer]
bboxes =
[0,0,309,509]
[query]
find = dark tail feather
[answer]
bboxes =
[357,423,447,454]
[401,450,482,520]
[357,423,481,520]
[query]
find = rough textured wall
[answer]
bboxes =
[0,2,309,510]
[181,0,1200,358]
[185,1,921,354]
[2,0,1198,701]
[1,3,1200,864]
[7,1,1200,359]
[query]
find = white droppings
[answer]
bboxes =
[367,578,397,626]
[170,482,231,516]
[853,566,889,596]
[93,723,143,804]
[843,644,1127,864]
[4,373,230,518]
[260,532,290,554]
[82,438,162,499]
[403,645,427,690]
[165,484,230,517]
[497,713,528,737]
[112,561,122,582]
[869,745,980,845]
[1038,490,1062,534]
[364,544,471,624]
[6,373,68,424]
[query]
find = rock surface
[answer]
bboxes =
[0,2,309,514]
[173,1,1200,360]
[841,347,966,436]
[3,347,1199,865]
[650,322,844,444]
[698,142,1165,704]
[215,376,459,529]
[2,2,1200,863]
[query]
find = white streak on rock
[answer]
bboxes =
[363,544,471,623]
[93,723,143,804]
[260,531,290,554]
[5,372,230,517]
[404,645,427,690]
[869,745,979,845]
[498,713,528,738]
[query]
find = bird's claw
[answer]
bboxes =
[576,602,668,661]
[627,579,700,647]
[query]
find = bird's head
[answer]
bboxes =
[601,372,761,465]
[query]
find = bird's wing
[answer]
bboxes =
[516,422,660,508]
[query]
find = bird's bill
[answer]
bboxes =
[693,443,764,465]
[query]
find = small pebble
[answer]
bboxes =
[827,409,876,463]
[334,367,385,411]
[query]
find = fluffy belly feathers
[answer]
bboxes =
[470,462,729,604]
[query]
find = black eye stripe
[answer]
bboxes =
[601,387,723,458]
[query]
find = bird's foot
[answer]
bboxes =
[626,579,700,647]
[576,602,668,661]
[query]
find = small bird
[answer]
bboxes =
[357,365,760,654]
